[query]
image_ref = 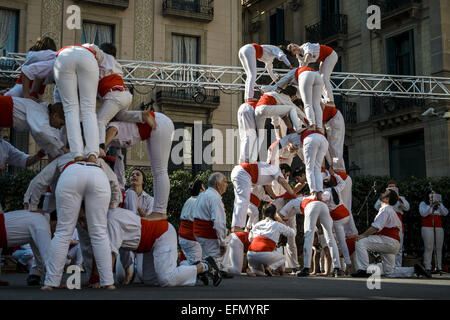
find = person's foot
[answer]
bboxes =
[99,148,106,158]
[289,268,298,276]
[198,273,209,286]
[344,264,353,275]
[265,266,274,277]
[296,268,310,277]
[204,256,222,287]
[74,156,84,162]
[351,270,370,278]
[27,275,41,286]
[333,268,343,278]
[104,285,116,290]
[246,268,256,277]
[414,264,432,278]
[142,111,156,130]
[41,285,55,291]
[319,272,330,277]
[220,270,234,279]
[123,264,136,285]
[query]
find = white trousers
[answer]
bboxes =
[238,103,258,163]
[319,50,338,103]
[54,46,100,158]
[45,163,113,287]
[298,71,324,129]
[179,237,203,265]
[303,134,328,192]
[97,90,142,144]
[239,44,257,100]
[396,231,404,267]
[145,113,174,214]
[333,216,352,265]
[195,236,223,269]
[285,215,299,269]
[247,250,285,274]
[142,224,197,287]
[231,166,252,229]
[355,235,401,275]
[246,203,260,229]
[3,210,51,278]
[324,111,345,171]
[221,233,244,275]
[422,227,444,270]
[67,244,83,266]
[255,104,302,135]
[303,202,341,269]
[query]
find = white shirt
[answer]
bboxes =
[21,59,55,85]
[255,162,283,186]
[419,201,448,217]
[259,45,291,82]
[124,189,154,216]
[372,204,402,231]
[249,218,295,243]
[193,187,227,245]
[0,136,29,170]
[24,50,56,66]
[279,197,304,219]
[374,195,410,215]
[322,174,346,211]
[23,153,122,211]
[12,97,65,157]
[180,196,198,222]
[97,52,123,80]
[299,42,321,64]
[107,121,141,149]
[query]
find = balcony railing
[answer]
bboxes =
[337,101,357,124]
[156,87,220,106]
[73,0,129,9]
[305,14,348,43]
[163,0,214,22]
[370,97,426,117]
[369,0,422,16]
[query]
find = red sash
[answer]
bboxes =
[317,45,333,63]
[247,101,258,109]
[376,227,400,242]
[136,219,169,253]
[56,45,96,57]
[0,96,14,127]
[234,232,250,252]
[98,74,126,97]
[178,220,196,241]
[240,163,258,184]
[422,215,443,228]
[300,130,324,144]
[0,214,7,251]
[251,43,263,59]
[330,204,350,221]
[322,105,338,122]
[295,66,316,80]
[16,72,23,84]
[136,111,155,140]
[300,198,324,214]
[330,171,349,185]
[250,193,261,208]
[193,218,218,239]
[61,161,75,173]
[345,236,356,256]
[179,249,187,262]
[256,94,277,107]
[248,236,276,252]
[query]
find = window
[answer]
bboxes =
[172,0,200,12]
[269,8,285,45]
[389,131,426,180]
[386,30,415,75]
[0,8,19,55]
[172,34,199,64]
[320,0,340,20]
[82,22,115,45]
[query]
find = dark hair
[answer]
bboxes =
[387,180,397,187]
[130,168,147,186]
[262,204,276,219]
[48,102,65,119]
[282,85,298,98]
[380,189,399,206]
[292,98,304,108]
[190,179,204,197]
[100,42,117,57]
[32,36,57,51]
[279,163,291,174]
[293,168,305,178]
[278,44,290,56]
[50,210,58,222]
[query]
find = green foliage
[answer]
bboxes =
[2,169,449,258]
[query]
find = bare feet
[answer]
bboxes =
[104,285,116,290]
[41,286,54,291]
[246,268,256,277]
[74,156,84,162]
[123,265,135,286]
[99,148,106,158]
[142,111,156,130]
[345,264,353,275]
[88,282,101,288]
[265,266,273,277]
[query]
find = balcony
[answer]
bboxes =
[305,14,348,46]
[163,0,214,23]
[73,0,129,9]
[156,87,220,108]
[368,0,422,24]
[0,59,20,89]
[370,97,426,130]
[338,101,357,125]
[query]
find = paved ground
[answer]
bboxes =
[1,272,450,300]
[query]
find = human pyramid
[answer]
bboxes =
[0,37,444,290]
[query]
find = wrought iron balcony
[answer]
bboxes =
[368,0,422,23]
[305,14,348,44]
[156,87,220,107]
[370,97,427,129]
[73,0,129,9]
[163,0,214,22]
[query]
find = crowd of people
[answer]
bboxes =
[0,37,448,291]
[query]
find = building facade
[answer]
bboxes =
[0,0,243,175]
[242,0,450,179]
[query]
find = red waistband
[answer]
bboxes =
[178,220,196,241]
[0,214,8,251]
[300,130,325,144]
[323,105,338,122]
[98,74,126,97]
[234,232,250,252]
[330,204,350,221]
[56,45,96,58]
[295,66,316,80]
[376,227,400,242]
[251,43,263,59]
[240,163,258,184]
[193,218,218,239]
[248,236,276,252]
[0,96,14,127]
[250,193,261,208]
[422,215,442,228]
[136,219,169,253]
[136,111,155,140]
[317,45,333,63]
[300,198,325,214]
[256,94,277,107]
